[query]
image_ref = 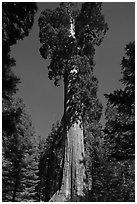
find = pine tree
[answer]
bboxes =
[2,99,40,201]
[2,4,38,201]
[19,141,40,202]
[2,2,37,99]
[37,121,64,201]
[104,41,135,158]
[102,41,135,201]
[3,99,28,201]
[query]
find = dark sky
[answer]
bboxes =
[11,2,135,138]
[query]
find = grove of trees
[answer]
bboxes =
[2,3,40,202]
[2,2,135,202]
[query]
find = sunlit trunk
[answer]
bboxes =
[49,72,87,201]
[49,120,87,202]
[49,10,88,201]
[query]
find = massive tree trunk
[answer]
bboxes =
[49,71,87,201]
[49,11,89,201]
[49,120,87,202]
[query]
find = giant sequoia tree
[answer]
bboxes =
[39,3,108,201]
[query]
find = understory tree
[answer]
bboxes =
[82,41,135,202]
[104,41,135,201]
[2,3,39,201]
[94,41,135,202]
[3,2,37,99]
[2,98,40,202]
[39,2,108,201]
[104,41,135,159]
[37,121,64,201]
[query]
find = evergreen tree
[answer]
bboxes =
[2,4,38,201]
[3,98,40,201]
[2,2,37,99]
[38,121,64,201]
[3,99,29,201]
[39,3,108,201]
[35,136,46,202]
[19,139,40,202]
[100,41,135,202]
[104,41,135,158]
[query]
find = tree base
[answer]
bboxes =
[49,190,71,202]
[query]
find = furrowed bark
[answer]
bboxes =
[49,73,87,201]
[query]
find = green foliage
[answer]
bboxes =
[39,2,108,86]
[104,41,135,158]
[3,2,37,46]
[84,157,135,202]
[121,42,135,88]
[2,98,40,201]
[39,3,108,201]
[80,41,135,202]
[75,2,108,60]
[98,42,135,202]
[65,56,102,127]
[2,2,37,99]
[2,44,20,99]
[38,121,64,201]
[2,99,28,201]
[39,2,108,128]
[2,4,39,201]
[19,142,40,202]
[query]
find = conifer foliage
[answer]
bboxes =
[39,2,108,201]
[38,121,64,201]
[2,2,39,202]
[39,1,108,142]
[2,2,37,99]
[84,42,135,202]
[3,2,134,202]
[82,42,135,202]
[19,138,40,202]
[104,41,135,158]
[2,99,40,202]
